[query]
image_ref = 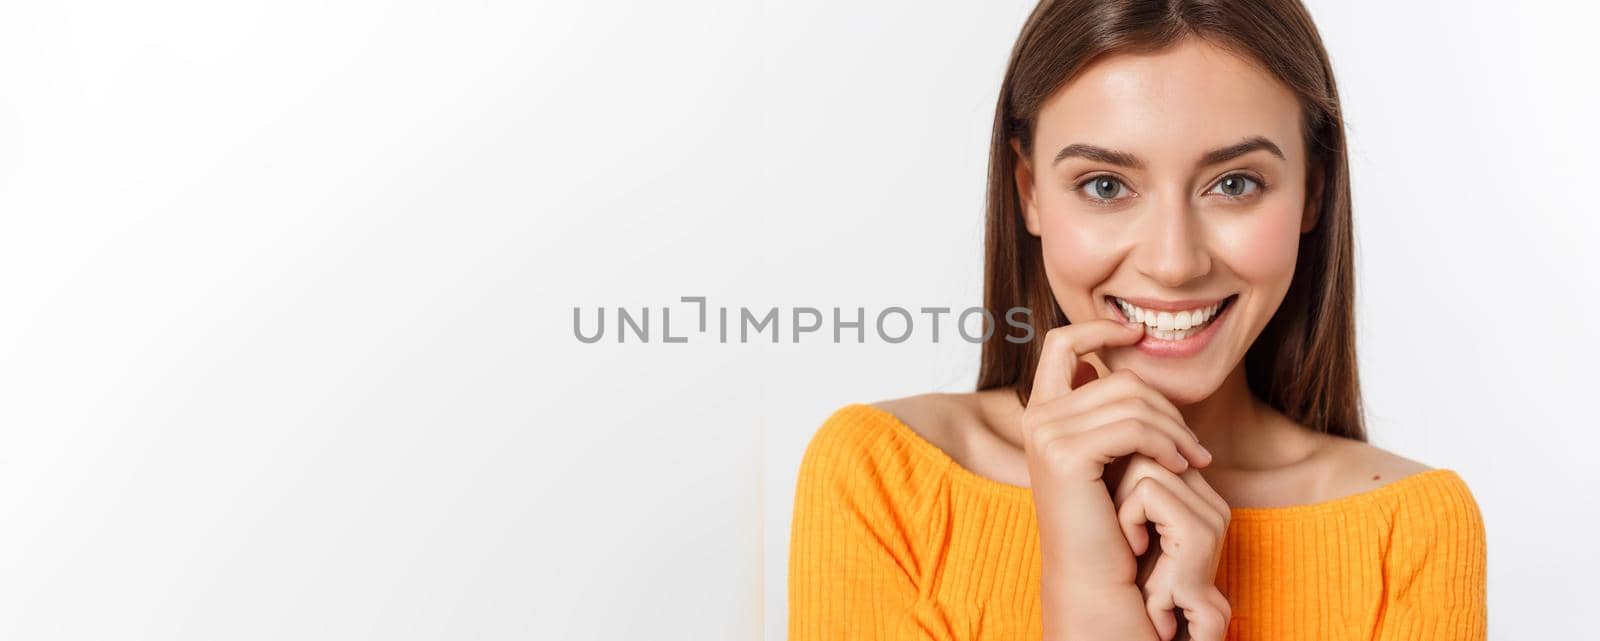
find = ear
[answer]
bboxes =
[1301,162,1324,234]
[1010,137,1042,237]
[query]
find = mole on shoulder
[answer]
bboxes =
[1371,474,1381,481]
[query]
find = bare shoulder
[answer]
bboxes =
[868,389,1031,487]
[1311,432,1434,496]
[867,392,971,454]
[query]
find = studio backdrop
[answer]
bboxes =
[0,1,1595,639]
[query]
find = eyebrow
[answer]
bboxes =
[1051,136,1286,169]
[1052,143,1143,169]
[1200,136,1285,166]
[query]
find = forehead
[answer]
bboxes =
[1034,37,1305,165]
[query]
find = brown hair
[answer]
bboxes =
[975,0,1366,441]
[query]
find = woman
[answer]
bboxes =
[787,1,1486,640]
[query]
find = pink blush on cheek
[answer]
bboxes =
[1217,204,1303,288]
[1041,222,1124,297]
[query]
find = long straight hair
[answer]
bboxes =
[975,0,1366,441]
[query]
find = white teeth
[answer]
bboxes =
[1113,296,1230,338]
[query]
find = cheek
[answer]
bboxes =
[1036,212,1120,316]
[1219,202,1302,296]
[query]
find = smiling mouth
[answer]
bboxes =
[1105,294,1238,341]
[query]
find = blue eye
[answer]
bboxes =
[1209,174,1261,197]
[1080,176,1129,201]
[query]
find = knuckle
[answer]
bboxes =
[1020,404,1063,443]
[1040,327,1064,351]
[1119,367,1147,385]
[1034,424,1065,449]
[1208,586,1233,618]
[1131,475,1159,498]
[1207,512,1227,534]
[1111,396,1145,414]
[1044,326,1078,351]
[1134,392,1161,410]
[1019,414,1043,444]
[1104,416,1140,437]
[1041,433,1077,464]
[1126,454,1162,475]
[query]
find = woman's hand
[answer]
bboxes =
[1022,319,1214,640]
[1116,454,1233,641]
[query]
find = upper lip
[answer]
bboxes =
[1107,294,1235,312]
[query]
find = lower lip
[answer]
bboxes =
[1107,295,1237,358]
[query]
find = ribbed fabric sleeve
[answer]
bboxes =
[787,399,959,641]
[787,403,1488,641]
[1370,468,1488,640]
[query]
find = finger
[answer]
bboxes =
[1114,460,1227,535]
[1021,360,1211,469]
[1146,579,1178,641]
[1055,368,1189,434]
[1139,557,1180,641]
[1117,476,1216,575]
[1118,483,1154,558]
[1042,395,1210,469]
[1178,468,1231,523]
[1173,584,1231,641]
[1062,418,1190,478]
[1124,514,1150,556]
[1028,320,1145,406]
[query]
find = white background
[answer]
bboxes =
[0,1,1594,639]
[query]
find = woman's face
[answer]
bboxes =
[1013,37,1318,406]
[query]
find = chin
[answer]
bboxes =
[1146,375,1219,407]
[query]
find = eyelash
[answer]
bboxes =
[1073,172,1271,205]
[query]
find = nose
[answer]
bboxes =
[1133,195,1212,288]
